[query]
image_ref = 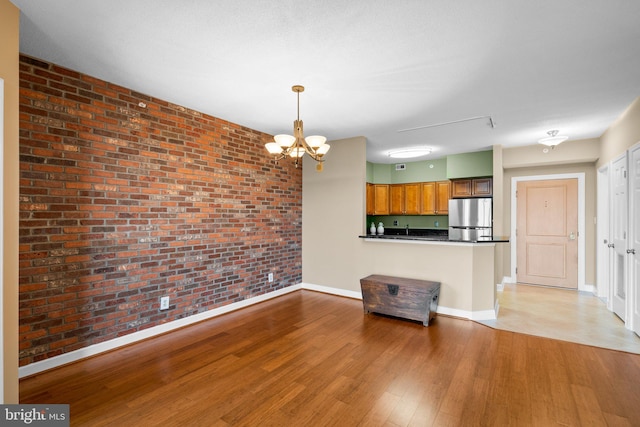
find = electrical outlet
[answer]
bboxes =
[160,296,170,310]
[268,273,274,282]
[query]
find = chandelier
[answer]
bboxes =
[265,85,330,172]
[538,130,568,148]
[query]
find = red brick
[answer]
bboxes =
[19,55,302,367]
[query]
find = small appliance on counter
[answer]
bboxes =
[448,197,492,240]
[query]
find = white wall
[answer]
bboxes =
[302,136,368,292]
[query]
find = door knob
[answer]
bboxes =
[608,243,615,248]
[627,249,636,254]
[569,232,576,240]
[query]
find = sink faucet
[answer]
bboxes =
[406,224,409,235]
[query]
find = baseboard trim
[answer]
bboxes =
[580,283,596,293]
[301,282,362,299]
[20,282,498,377]
[18,284,302,378]
[301,282,498,322]
[435,305,497,321]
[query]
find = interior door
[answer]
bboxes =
[629,144,640,334]
[596,166,611,302]
[516,179,578,288]
[611,154,628,321]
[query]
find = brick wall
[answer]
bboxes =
[18,55,302,366]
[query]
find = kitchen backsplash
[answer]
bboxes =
[366,215,449,229]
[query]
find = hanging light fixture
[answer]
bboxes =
[265,85,330,172]
[538,130,568,148]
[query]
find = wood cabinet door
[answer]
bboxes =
[435,181,451,214]
[472,178,492,196]
[389,184,405,214]
[366,183,375,215]
[404,183,421,215]
[373,184,389,215]
[451,179,472,198]
[421,182,436,214]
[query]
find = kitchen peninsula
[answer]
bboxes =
[358,232,506,321]
[359,230,509,243]
[361,150,506,321]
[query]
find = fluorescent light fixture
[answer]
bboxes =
[387,147,432,159]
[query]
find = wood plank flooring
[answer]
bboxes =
[20,290,640,426]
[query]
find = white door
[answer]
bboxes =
[629,143,640,334]
[597,165,611,302]
[611,153,628,321]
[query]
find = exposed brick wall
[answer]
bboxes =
[18,55,302,366]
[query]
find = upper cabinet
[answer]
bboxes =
[367,181,450,216]
[390,183,421,215]
[373,184,390,215]
[451,177,492,198]
[366,183,375,215]
[421,181,450,215]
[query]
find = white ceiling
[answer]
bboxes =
[11,0,640,163]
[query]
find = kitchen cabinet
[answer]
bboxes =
[373,184,390,215]
[366,183,375,215]
[367,181,451,216]
[421,181,451,214]
[390,183,421,215]
[405,183,421,214]
[451,177,492,198]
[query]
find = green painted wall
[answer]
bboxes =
[368,151,493,183]
[366,161,374,182]
[365,151,492,228]
[446,150,493,179]
[367,158,447,184]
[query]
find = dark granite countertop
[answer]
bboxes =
[359,233,509,243]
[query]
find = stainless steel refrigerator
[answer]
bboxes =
[448,198,492,240]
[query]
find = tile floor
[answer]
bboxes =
[476,283,640,354]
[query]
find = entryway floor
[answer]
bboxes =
[476,283,640,354]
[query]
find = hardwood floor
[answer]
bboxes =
[20,290,640,426]
[478,283,640,354]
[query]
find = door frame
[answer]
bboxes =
[596,164,611,303]
[610,152,628,321]
[510,173,587,291]
[0,78,4,403]
[628,141,640,334]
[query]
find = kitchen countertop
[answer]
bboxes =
[359,234,509,243]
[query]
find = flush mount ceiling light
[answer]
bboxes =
[538,130,568,148]
[387,147,432,159]
[265,85,330,172]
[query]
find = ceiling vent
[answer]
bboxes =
[395,164,406,171]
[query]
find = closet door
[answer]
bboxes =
[629,143,640,334]
[611,153,628,321]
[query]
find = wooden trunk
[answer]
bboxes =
[360,275,440,326]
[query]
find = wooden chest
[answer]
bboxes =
[360,274,440,326]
